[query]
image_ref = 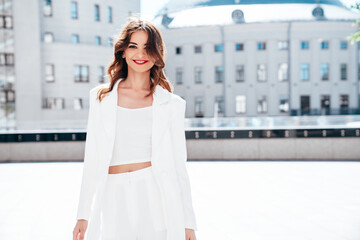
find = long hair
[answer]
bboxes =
[96,17,173,102]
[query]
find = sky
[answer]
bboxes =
[140,0,359,21]
[140,0,168,21]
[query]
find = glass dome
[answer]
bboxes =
[156,0,345,16]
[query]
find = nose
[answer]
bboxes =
[136,48,147,59]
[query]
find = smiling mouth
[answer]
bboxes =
[133,60,148,65]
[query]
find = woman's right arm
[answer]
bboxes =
[73,88,100,239]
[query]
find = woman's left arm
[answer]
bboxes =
[170,97,198,235]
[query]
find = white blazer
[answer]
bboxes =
[76,78,198,240]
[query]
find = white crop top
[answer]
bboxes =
[109,105,152,166]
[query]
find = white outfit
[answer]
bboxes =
[100,105,167,239]
[77,81,198,240]
[109,105,153,166]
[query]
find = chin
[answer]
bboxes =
[130,64,153,72]
[132,67,152,73]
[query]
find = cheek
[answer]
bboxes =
[148,61,155,67]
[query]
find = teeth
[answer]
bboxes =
[134,60,146,63]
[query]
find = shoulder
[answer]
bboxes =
[168,91,186,106]
[89,83,108,95]
[168,92,186,117]
[88,83,108,105]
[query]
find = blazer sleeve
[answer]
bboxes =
[76,88,100,221]
[170,97,198,231]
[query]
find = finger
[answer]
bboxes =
[79,230,85,240]
[73,229,78,240]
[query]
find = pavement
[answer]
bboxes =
[0,160,359,240]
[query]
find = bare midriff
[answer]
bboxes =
[108,161,152,174]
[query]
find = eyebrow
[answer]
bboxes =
[129,42,148,45]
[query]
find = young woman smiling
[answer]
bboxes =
[73,17,198,240]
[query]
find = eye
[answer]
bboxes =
[129,45,136,48]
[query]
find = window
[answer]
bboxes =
[0,16,12,29]
[95,36,101,45]
[0,53,14,66]
[74,98,83,110]
[279,95,289,113]
[235,95,246,113]
[278,41,288,50]
[278,63,288,81]
[235,43,244,51]
[300,95,310,115]
[6,54,14,66]
[235,65,244,82]
[215,66,224,83]
[74,65,89,82]
[94,4,100,21]
[257,96,267,113]
[194,66,202,83]
[321,95,330,115]
[194,45,202,53]
[257,64,266,82]
[214,44,223,52]
[195,96,203,117]
[321,41,329,49]
[301,63,309,81]
[175,67,183,84]
[71,1,78,19]
[43,97,65,110]
[98,66,105,82]
[1,89,15,104]
[44,0,52,17]
[44,32,54,43]
[45,64,55,82]
[257,42,266,50]
[340,41,347,50]
[320,63,329,81]
[340,63,347,80]
[0,54,5,65]
[72,34,79,44]
[301,41,309,49]
[175,47,182,55]
[108,6,112,23]
[215,96,224,114]
[340,94,349,114]
[4,16,12,29]
[108,37,113,47]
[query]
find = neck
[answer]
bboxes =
[122,69,151,91]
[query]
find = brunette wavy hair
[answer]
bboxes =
[96,16,173,102]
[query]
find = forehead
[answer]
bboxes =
[129,31,148,44]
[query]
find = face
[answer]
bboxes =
[122,30,155,73]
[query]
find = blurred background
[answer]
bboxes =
[0,0,359,239]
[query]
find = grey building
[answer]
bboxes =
[153,0,360,118]
[1,0,140,130]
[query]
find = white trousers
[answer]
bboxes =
[99,165,167,240]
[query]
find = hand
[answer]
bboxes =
[73,219,88,240]
[185,228,197,240]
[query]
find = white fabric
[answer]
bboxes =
[77,81,198,240]
[109,105,152,166]
[99,166,167,240]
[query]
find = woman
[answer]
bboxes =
[72,17,198,240]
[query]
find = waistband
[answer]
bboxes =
[107,166,154,183]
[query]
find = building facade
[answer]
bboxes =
[153,0,360,118]
[1,0,139,130]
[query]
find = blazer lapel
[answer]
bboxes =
[99,78,172,164]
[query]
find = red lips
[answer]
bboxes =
[133,60,148,65]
